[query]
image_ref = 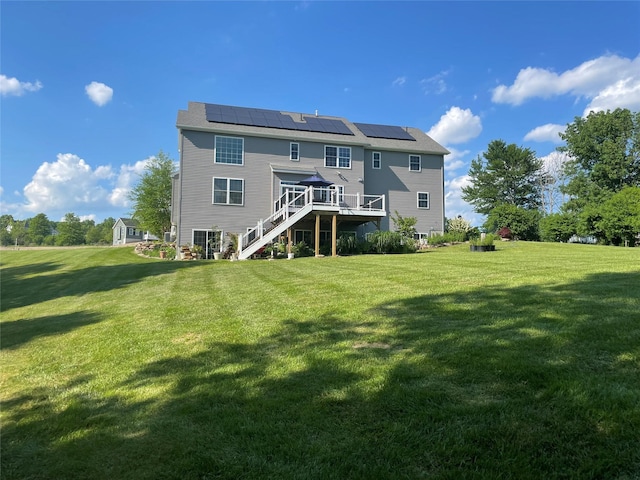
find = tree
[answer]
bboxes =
[391,210,417,239]
[484,204,541,241]
[0,214,15,246]
[129,151,175,238]
[596,186,640,246]
[539,212,578,243]
[462,140,543,215]
[56,213,85,246]
[86,217,116,244]
[27,213,53,245]
[559,109,640,213]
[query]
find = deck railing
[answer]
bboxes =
[240,186,385,252]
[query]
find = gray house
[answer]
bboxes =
[172,102,448,259]
[112,218,144,245]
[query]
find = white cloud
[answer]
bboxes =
[108,159,150,207]
[0,74,42,96]
[85,81,113,106]
[22,154,114,213]
[421,70,450,95]
[443,147,469,173]
[444,174,483,227]
[523,123,565,143]
[539,151,570,175]
[584,76,640,116]
[392,76,406,87]
[492,54,640,112]
[426,106,482,145]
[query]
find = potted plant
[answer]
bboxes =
[469,233,496,252]
[191,244,204,259]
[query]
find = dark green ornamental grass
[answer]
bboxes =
[1,242,639,479]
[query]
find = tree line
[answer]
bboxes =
[1,213,116,247]
[461,108,640,246]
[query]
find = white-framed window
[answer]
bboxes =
[215,136,244,165]
[325,145,351,169]
[290,142,299,161]
[372,151,381,169]
[213,177,244,205]
[417,192,430,209]
[409,155,421,172]
[128,227,136,236]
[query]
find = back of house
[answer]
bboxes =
[172,102,449,258]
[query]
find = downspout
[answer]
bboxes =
[177,128,184,247]
[440,154,445,234]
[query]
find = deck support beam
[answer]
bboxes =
[332,214,337,257]
[315,214,321,257]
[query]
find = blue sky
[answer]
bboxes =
[2,1,639,226]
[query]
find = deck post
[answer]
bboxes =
[287,227,293,254]
[315,214,321,257]
[332,214,337,257]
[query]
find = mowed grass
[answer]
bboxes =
[1,242,639,479]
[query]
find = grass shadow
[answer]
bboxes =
[2,272,639,479]
[1,259,198,312]
[1,311,104,350]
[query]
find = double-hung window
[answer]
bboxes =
[215,136,244,165]
[325,146,351,168]
[290,143,299,161]
[372,152,381,169]
[417,192,430,209]
[213,177,244,205]
[409,155,421,172]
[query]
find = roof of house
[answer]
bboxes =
[177,102,449,156]
[113,218,139,229]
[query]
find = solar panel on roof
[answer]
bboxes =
[204,103,354,136]
[353,122,416,141]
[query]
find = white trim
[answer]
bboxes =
[212,177,245,206]
[409,154,421,172]
[324,145,352,169]
[214,135,244,166]
[290,142,300,161]
[372,151,381,169]
[417,191,430,209]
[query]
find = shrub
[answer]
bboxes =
[292,241,314,257]
[368,231,404,254]
[470,233,496,247]
[337,234,358,255]
[497,227,512,239]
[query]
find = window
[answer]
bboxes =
[290,143,299,161]
[409,155,421,172]
[417,192,430,209]
[127,227,136,236]
[372,152,381,169]
[213,177,244,205]
[294,230,312,245]
[215,136,244,165]
[325,146,351,168]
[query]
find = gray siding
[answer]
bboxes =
[176,129,366,246]
[364,149,444,234]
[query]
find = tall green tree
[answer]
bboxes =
[559,109,640,212]
[27,213,53,245]
[596,186,640,246]
[462,140,543,215]
[56,213,85,246]
[0,214,15,246]
[483,203,541,241]
[129,151,175,238]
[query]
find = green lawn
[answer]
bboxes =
[1,242,639,479]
